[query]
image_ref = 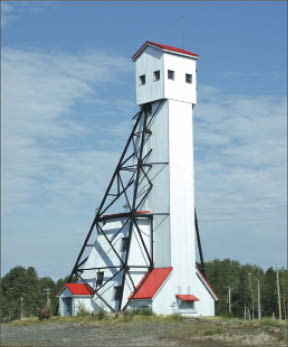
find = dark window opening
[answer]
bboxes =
[185,73,192,83]
[179,301,195,309]
[96,271,104,286]
[139,75,146,85]
[121,237,129,252]
[168,70,175,80]
[114,286,122,300]
[153,70,160,81]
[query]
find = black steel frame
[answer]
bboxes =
[69,103,163,312]
[195,208,205,275]
[68,101,206,311]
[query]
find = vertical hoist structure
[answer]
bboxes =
[66,41,217,316]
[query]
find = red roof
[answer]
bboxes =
[129,267,173,300]
[57,283,94,296]
[132,41,200,61]
[176,294,199,302]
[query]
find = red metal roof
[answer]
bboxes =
[129,267,173,300]
[176,294,199,302]
[58,283,94,296]
[132,41,200,61]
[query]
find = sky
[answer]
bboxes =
[1,1,287,280]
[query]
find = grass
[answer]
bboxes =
[7,314,288,344]
[4,315,288,347]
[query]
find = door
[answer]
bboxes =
[62,297,72,316]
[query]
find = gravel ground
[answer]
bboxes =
[1,317,286,347]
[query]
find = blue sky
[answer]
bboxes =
[1,1,286,280]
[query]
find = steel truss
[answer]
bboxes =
[69,101,206,311]
[69,102,164,312]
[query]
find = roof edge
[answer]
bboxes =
[132,41,200,61]
[196,267,218,301]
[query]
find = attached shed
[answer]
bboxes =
[57,283,94,316]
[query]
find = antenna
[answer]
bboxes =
[181,16,184,49]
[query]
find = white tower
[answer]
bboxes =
[59,41,217,317]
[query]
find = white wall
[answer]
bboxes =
[169,100,195,277]
[137,100,171,268]
[135,46,164,105]
[80,216,152,312]
[163,53,197,104]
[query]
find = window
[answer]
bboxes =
[179,301,195,310]
[121,237,129,252]
[153,70,160,81]
[168,70,175,80]
[139,75,146,85]
[185,73,192,84]
[114,286,122,300]
[96,271,104,286]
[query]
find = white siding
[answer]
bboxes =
[135,46,164,105]
[163,53,197,104]
[137,100,171,268]
[168,100,195,276]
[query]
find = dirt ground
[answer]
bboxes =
[1,315,287,347]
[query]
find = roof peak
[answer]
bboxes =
[132,41,200,61]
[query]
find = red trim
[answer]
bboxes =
[176,294,199,302]
[196,267,218,299]
[132,41,200,61]
[57,283,94,296]
[129,267,173,300]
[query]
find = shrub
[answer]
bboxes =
[93,308,107,320]
[76,302,91,317]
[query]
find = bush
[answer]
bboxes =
[38,308,51,320]
[93,308,107,320]
[76,302,91,317]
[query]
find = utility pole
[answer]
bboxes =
[257,278,261,320]
[276,266,282,320]
[228,286,232,315]
[181,16,184,49]
[248,273,255,319]
[283,291,287,320]
[20,297,24,319]
[44,289,51,309]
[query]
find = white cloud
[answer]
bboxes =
[1,1,47,27]
[2,47,133,216]
[194,88,286,267]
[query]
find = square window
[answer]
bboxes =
[114,286,122,300]
[185,73,192,83]
[121,237,129,252]
[168,70,175,80]
[96,271,104,286]
[153,70,160,81]
[139,75,146,85]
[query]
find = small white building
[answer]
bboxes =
[57,283,94,316]
[60,41,218,317]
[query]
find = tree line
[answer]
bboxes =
[0,259,286,321]
[205,258,287,319]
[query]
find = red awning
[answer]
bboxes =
[129,267,173,300]
[176,294,199,302]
